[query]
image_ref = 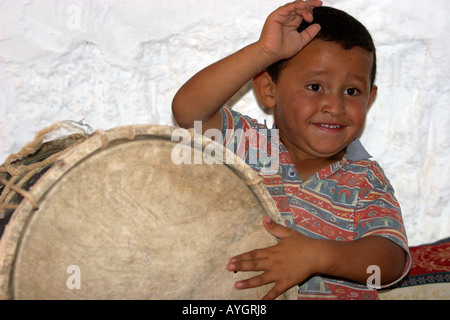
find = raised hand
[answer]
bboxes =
[257,0,322,63]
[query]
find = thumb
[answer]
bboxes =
[262,216,292,239]
[299,23,321,48]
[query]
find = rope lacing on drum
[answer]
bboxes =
[0,121,91,218]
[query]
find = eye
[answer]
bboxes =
[345,88,361,96]
[306,84,322,92]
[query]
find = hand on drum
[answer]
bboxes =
[226,216,320,300]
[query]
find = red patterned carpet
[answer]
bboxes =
[408,238,450,279]
[379,237,450,300]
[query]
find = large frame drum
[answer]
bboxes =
[0,125,296,300]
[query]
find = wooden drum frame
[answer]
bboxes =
[0,124,296,300]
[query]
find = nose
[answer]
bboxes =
[320,93,346,117]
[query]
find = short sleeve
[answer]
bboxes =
[353,161,412,288]
[219,106,279,175]
[220,106,261,135]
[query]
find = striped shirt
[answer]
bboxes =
[220,106,411,300]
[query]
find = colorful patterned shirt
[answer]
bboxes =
[220,106,412,300]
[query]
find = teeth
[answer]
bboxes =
[320,124,341,129]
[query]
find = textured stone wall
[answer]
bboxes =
[0,0,449,245]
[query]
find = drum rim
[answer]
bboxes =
[0,124,283,299]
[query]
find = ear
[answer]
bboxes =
[252,71,277,109]
[367,85,378,110]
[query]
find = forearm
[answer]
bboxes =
[316,236,407,286]
[172,42,276,130]
[172,1,322,131]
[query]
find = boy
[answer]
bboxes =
[172,0,411,300]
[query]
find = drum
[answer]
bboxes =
[0,124,296,300]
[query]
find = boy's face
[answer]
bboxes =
[271,39,377,161]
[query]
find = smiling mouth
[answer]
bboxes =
[313,122,348,130]
[319,124,343,129]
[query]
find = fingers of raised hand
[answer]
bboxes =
[289,0,322,22]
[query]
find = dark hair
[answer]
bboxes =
[265,6,377,87]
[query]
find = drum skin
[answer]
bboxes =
[0,125,296,300]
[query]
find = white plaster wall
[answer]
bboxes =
[0,0,448,246]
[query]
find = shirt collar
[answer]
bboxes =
[345,138,372,161]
